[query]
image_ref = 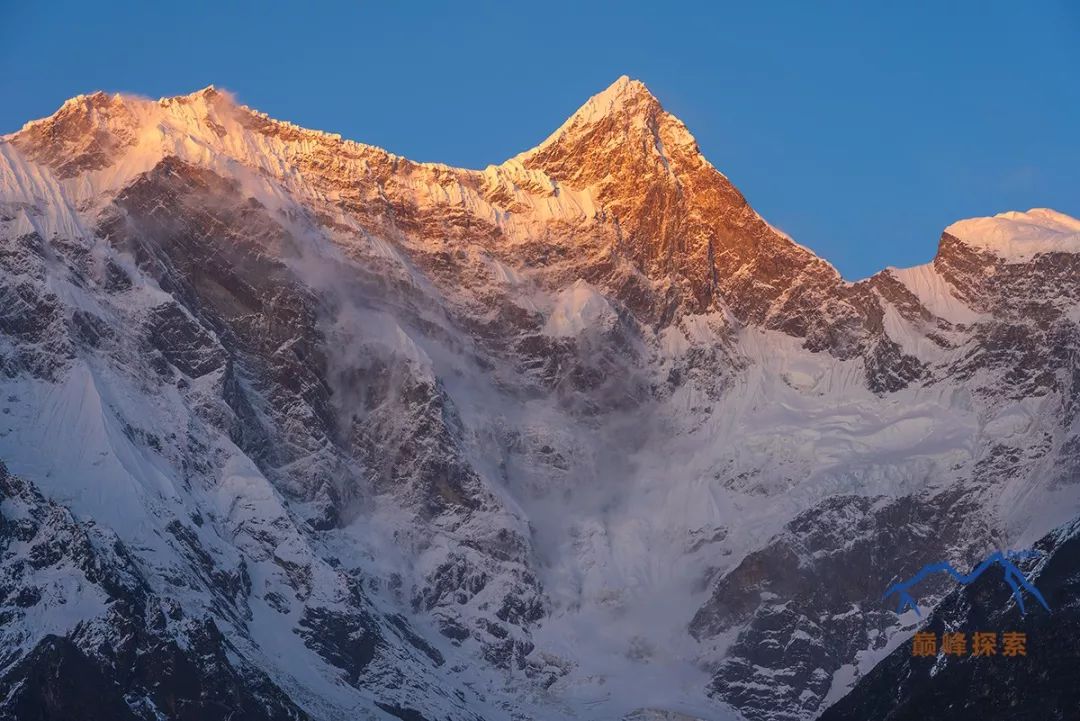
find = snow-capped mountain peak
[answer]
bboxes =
[514,75,702,186]
[555,74,657,123]
[944,207,1080,261]
[524,74,667,145]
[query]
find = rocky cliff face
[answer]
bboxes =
[1,77,1078,720]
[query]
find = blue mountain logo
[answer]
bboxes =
[883,550,1050,617]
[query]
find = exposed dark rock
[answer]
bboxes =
[295,606,381,685]
[145,302,226,378]
[0,635,142,721]
[691,492,994,720]
[820,516,1080,721]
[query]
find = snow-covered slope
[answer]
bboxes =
[2,77,1079,721]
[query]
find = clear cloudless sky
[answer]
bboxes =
[2,1,1077,278]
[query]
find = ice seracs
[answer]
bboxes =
[944,208,1080,261]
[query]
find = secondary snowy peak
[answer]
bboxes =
[943,208,1080,261]
[10,85,306,152]
[7,90,141,179]
[3,85,441,234]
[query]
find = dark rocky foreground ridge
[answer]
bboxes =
[1,77,1079,720]
[819,515,1080,721]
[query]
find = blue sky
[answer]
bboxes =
[2,1,1077,278]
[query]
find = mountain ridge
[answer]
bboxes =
[6,77,1077,283]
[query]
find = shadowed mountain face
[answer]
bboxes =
[1,77,1079,720]
[819,516,1080,721]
